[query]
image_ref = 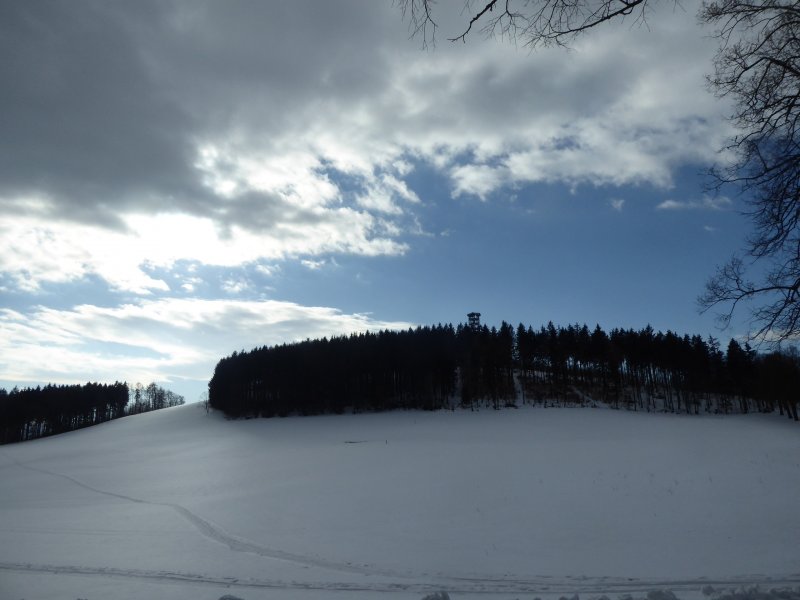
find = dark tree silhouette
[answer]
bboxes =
[0,381,185,445]
[699,1,800,342]
[399,0,652,49]
[208,319,799,422]
[209,326,460,418]
[0,382,128,444]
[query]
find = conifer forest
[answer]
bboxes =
[0,381,185,444]
[209,321,800,420]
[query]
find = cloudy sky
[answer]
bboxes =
[1,0,752,401]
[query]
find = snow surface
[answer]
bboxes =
[1,403,799,600]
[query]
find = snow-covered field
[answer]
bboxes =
[1,403,799,600]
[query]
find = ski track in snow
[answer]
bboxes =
[4,437,800,596]
[1,561,800,596]
[3,454,401,578]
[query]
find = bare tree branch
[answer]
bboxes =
[397,0,439,49]
[699,1,800,343]
[449,1,501,43]
[399,0,655,48]
[399,0,800,343]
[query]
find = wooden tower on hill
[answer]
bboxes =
[467,312,481,331]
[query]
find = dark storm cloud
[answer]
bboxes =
[218,191,332,231]
[0,0,729,281]
[0,1,399,228]
[150,2,395,107]
[0,1,205,225]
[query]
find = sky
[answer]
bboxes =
[0,0,755,402]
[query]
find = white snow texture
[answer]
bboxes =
[1,403,799,599]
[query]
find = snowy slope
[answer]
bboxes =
[1,403,799,600]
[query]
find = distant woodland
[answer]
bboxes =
[0,382,185,444]
[209,322,800,421]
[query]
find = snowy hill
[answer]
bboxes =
[1,403,799,600]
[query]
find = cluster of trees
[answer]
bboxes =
[516,323,799,419]
[127,382,186,415]
[209,325,461,417]
[0,381,185,445]
[208,321,800,420]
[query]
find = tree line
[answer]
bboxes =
[208,321,800,421]
[0,381,185,445]
[209,325,460,418]
[127,382,186,415]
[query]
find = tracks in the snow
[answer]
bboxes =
[4,455,397,578]
[4,454,800,596]
[0,562,420,593]
[1,561,800,596]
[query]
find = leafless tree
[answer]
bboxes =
[698,0,800,344]
[398,0,653,48]
[401,0,800,344]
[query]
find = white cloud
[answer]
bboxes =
[451,164,510,201]
[255,264,281,277]
[657,200,685,210]
[301,259,326,270]
[0,210,407,293]
[221,277,250,294]
[0,1,733,288]
[181,276,203,293]
[611,198,626,211]
[0,215,170,294]
[392,160,414,176]
[0,299,414,389]
[656,196,732,211]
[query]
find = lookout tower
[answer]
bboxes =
[467,312,481,331]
